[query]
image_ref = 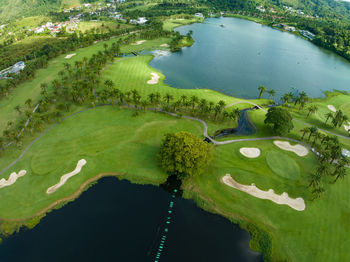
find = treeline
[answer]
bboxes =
[0,26,135,99]
[0,40,240,151]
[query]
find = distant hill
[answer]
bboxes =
[0,0,96,23]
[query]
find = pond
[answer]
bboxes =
[150,17,350,99]
[0,178,262,261]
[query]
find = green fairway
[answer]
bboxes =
[266,151,300,180]
[0,107,205,220]
[0,37,171,134]
[184,139,350,262]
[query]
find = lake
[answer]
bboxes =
[150,17,350,99]
[0,178,262,261]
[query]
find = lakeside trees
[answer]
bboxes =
[157,131,213,178]
[264,107,294,135]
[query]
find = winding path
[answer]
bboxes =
[0,103,315,175]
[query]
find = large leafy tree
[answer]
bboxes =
[157,131,213,178]
[264,107,294,135]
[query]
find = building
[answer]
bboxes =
[194,13,204,18]
[299,30,315,40]
[130,17,148,25]
[0,62,26,79]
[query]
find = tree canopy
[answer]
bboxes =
[264,107,294,135]
[157,131,213,178]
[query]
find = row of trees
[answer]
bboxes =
[300,127,348,199]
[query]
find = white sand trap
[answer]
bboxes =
[0,170,26,189]
[239,147,260,158]
[327,105,337,112]
[344,122,350,132]
[147,72,160,85]
[160,43,169,47]
[132,40,146,45]
[65,53,76,59]
[222,174,305,211]
[46,159,87,194]
[273,140,308,157]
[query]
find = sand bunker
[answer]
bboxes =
[46,159,87,194]
[239,147,261,158]
[273,140,308,157]
[147,72,160,85]
[0,170,26,189]
[222,174,305,211]
[65,53,76,59]
[132,40,146,45]
[160,43,169,47]
[327,105,337,112]
[344,122,350,132]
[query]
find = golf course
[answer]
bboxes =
[0,15,350,262]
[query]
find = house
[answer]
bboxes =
[194,13,204,18]
[299,30,315,40]
[137,17,148,24]
[256,6,266,12]
[0,62,26,79]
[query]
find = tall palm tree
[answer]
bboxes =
[300,127,309,140]
[214,105,222,119]
[324,112,334,125]
[306,105,318,118]
[218,100,226,109]
[180,95,187,105]
[267,88,276,101]
[311,186,325,200]
[258,85,266,99]
[308,172,322,188]
[25,98,32,109]
[190,95,199,110]
[164,93,174,105]
[308,126,318,141]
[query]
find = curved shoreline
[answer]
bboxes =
[0,172,121,222]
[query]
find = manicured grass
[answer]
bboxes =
[76,21,130,33]
[183,139,350,262]
[0,107,205,220]
[0,37,169,134]
[102,55,268,107]
[266,151,300,180]
[163,16,203,31]
[290,91,350,138]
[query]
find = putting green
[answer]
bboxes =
[266,151,300,180]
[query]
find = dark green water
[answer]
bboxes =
[150,17,350,99]
[0,178,262,261]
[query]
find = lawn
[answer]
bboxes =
[0,107,205,220]
[163,15,203,31]
[0,37,172,134]
[183,139,350,262]
[102,55,267,106]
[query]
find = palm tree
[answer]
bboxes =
[190,95,199,110]
[308,126,318,141]
[306,105,318,118]
[258,85,266,99]
[312,131,322,146]
[267,88,276,101]
[308,172,322,188]
[311,186,325,200]
[14,105,22,115]
[148,93,155,104]
[300,127,309,140]
[180,95,187,105]
[208,101,214,111]
[218,100,226,109]
[324,112,334,125]
[25,98,32,109]
[214,105,222,119]
[164,93,174,105]
[104,80,114,89]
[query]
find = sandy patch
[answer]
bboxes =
[327,105,337,112]
[273,140,308,157]
[147,72,160,85]
[344,121,350,132]
[0,170,26,189]
[160,43,169,47]
[239,147,261,158]
[222,174,305,211]
[46,159,87,194]
[132,40,146,45]
[65,53,76,59]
